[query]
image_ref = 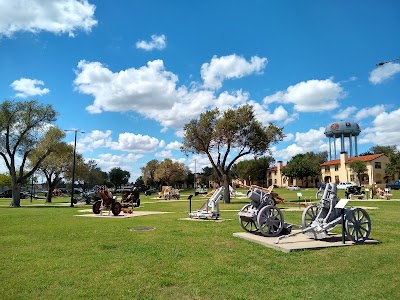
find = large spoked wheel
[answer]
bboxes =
[302,205,321,228]
[239,204,259,233]
[92,200,101,214]
[111,202,122,216]
[345,208,371,243]
[257,205,284,237]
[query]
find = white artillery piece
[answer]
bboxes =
[189,187,224,220]
[276,182,372,244]
[238,185,292,237]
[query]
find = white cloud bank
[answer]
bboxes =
[135,34,166,51]
[369,63,400,85]
[10,78,50,98]
[0,0,97,37]
[73,56,287,132]
[263,79,345,112]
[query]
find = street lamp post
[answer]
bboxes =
[376,57,400,66]
[64,129,84,207]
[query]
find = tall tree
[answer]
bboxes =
[181,104,284,203]
[154,158,188,186]
[109,167,130,188]
[370,145,397,157]
[0,100,63,207]
[348,160,367,185]
[29,142,75,203]
[141,159,160,186]
[386,152,400,178]
[283,152,327,187]
[84,159,108,188]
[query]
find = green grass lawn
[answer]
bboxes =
[1,188,399,300]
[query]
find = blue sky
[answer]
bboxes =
[1,0,399,181]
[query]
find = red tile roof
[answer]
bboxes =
[320,153,386,166]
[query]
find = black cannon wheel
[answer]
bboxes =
[239,204,259,233]
[257,205,284,237]
[302,205,321,228]
[111,202,122,216]
[92,201,101,214]
[345,208,371,243]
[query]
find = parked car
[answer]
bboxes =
[286,185,300,191]
[386,180,400,190]
[337,182,355,190]
[0,190,27,199]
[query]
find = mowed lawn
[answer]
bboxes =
[0,188,399,300]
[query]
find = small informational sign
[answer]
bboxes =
[297,192,302,198]
[335,198,350,209]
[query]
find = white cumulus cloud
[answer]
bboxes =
[369,63,400,85]
[135,34,166,51]
[10,78,50,98]
[354,105,386,120]
[0,0,97,37]
[263,79,345,112]
[201,54,267,90]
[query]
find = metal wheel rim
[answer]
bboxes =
[239,204,259,232]
[345,208,371,243]
[112,202,122,216]
[302,205,320,228]
[257,205,283,237]
[92,201,101,214]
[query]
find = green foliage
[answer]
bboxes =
[236,156,275,184]
[0,173,11,187]
[348,160,367,184]
[109,167,130,188]
[386,152,400,177]
[84,159,108,188]
[154,158,188,186]
[283,151,327,180]
[141,159,160,186]
[370,145,397,157]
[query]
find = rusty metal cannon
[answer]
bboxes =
[92,186,140,216]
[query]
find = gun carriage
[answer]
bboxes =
[92,186,140,216]
[238,185,291,237]
[276,183,372,243]
[189,187,224,219]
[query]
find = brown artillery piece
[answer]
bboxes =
[92,186,140,216]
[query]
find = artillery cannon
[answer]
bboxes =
[189,187,223,219]
[238,185,292,237]
[92,186,140,216]
[276,182,372,244]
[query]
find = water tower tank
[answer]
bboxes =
[324,121,361,159]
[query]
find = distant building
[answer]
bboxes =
[266,152,390,188]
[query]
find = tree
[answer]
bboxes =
[0,173,12,188]
[0,100,63,207]
[85,159,108,188]
[29,141,75,203]
[386,152,400,178]
[109,167,130,188]
[236,156,275,186]
[348,160,367,185]
[181,104,284,203]
[283,152,327,187]
[141,159,159,186]
[154,158,188,186]
[370,145,397,157]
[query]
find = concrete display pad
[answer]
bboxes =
[75,210,170,218]
[179,217,232,222]
[233,231,379,253]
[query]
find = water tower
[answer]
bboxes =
[324,121,361,160]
